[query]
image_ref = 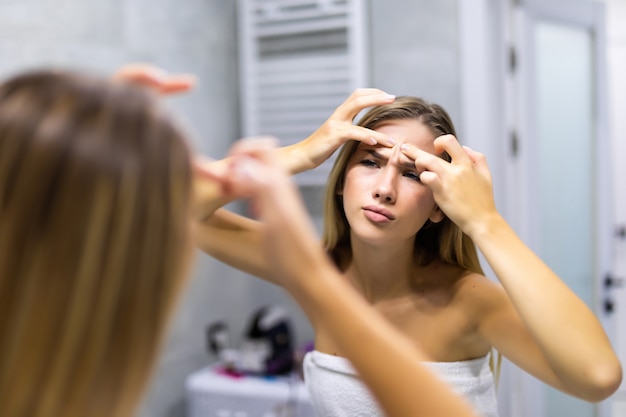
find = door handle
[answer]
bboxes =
[603,274,624,315]
[604,274,624,289]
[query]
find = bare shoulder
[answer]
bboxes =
[453,271,509,315]
[454,272,501,293]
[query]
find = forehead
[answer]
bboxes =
[356,119,437,156]
[376,119,435,148]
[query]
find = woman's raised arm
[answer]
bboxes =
[401,136,622,402]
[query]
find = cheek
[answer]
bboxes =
[414,188,436,209]
[404,188,438,219]
[339,174,366,219]
[340,184,359,215]
[399,177,431,200]
[341,169,365,197]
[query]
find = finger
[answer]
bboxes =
[113,64,166,86]
[462,146,492,181]
[462,145,483,163]
[349,88,390,96]
[158,75,197,94]
[229,155,283,197]
[193,155,224,181]
[433,135,471,164]
[114,64,196,95]
[419,170,439,187]
[341,125,395,147]
[334,89,395,121]
[225,136,288,178]
[192,157,228,212]
[400,143,445,173]
[344,88,393,102]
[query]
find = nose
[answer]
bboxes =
[372,166,396,204]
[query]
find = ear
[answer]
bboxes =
[429,205,445,223]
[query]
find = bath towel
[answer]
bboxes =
[303,350,499,417]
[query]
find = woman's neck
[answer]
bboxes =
[346,237,417,303]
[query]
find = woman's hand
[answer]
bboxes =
[210,137,328,291]
[283,88,397,174]
[113,63,196,95]
[400,135,498,237]
[192,156,230,220]
[404,136,623,400]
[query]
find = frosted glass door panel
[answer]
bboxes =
[534,20,594,417]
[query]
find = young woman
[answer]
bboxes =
[197,89,623,416]
[205,137,483,417]
[0,67,482,417]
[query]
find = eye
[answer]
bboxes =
[403,171,421,182]
[359,159,379,168]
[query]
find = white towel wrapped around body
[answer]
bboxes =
[303,350,499,417]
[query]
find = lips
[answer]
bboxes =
[362,205,395,221]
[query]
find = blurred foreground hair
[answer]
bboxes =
[0,70,193,417]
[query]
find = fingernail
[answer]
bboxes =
[369,137,377,145]
[400,143,409,151]
[384,94,395,100]
[387,137,396,146]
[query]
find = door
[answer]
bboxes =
[607,1,626,415]
[510,1,613,416]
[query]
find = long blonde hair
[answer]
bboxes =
[322,96,483,275]
[0,70,193,417]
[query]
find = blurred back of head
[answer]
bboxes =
[0,69,194,417]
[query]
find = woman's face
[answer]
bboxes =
[340,119,443,246]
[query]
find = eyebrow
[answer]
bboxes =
[364,149,416,169]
